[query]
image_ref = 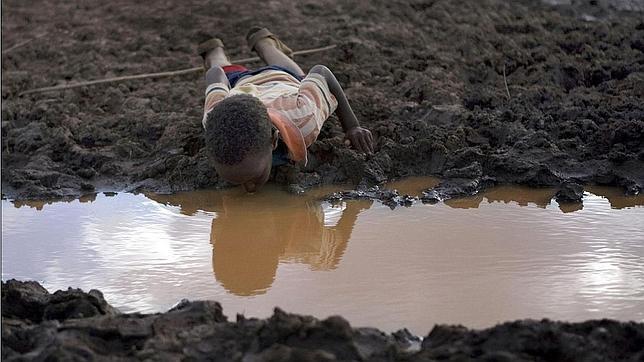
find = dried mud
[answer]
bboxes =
[2,0,643,200]
[3,280,644,361]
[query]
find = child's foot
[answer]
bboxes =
[246,27,293,58]
[197,37,228,68]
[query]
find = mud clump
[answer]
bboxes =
[556,181,585,203]
[3,280,643,361]
[420,177,495,203]
[327,185,416,208]
[2,0,643,200]
[1,279,118,323]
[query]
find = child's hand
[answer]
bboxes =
[345,126,374,154]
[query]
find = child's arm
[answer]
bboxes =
[309,65,374,154]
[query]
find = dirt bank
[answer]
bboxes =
[3,280,643,361]
[2,0,643,200]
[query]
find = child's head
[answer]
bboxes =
[205,94,275,192]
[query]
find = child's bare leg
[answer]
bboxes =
[205,47,231,69]
[204,47,232,85]
[254,39,305,77]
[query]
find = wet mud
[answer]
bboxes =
[3,280,644,361]
[3,0,644,358]
[2,0,643,200]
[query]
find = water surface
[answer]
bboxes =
[3,180,644,335]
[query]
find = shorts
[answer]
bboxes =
[222,65,304,87]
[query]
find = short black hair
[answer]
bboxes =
[204,94,272,165]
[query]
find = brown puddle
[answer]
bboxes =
[148,185,362,296]
[3,179,644,334]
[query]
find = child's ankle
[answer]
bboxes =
[204,51,229,69]
[255,38,278,50]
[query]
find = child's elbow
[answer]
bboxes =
[310,64,332,78]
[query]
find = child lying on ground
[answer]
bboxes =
[200,27,373,193]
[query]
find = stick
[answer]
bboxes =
[18,44,337,96]
[2,33,46,55]
[502,63,511,100]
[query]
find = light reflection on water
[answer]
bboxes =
[2,181,644,335]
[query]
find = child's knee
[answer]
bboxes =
[205,66,227,83]
[206,66,226,78]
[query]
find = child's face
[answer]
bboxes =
[214,148,272,193]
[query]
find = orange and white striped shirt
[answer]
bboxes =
[202,70,338,163]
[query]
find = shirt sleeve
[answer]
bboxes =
[202,82,230,129]
[295,72,339,145]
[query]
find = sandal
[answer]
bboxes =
[197,37,225,58]
[246,27,293,58]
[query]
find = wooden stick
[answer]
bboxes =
[2,33,46,55]
[18,44,337,96]
[502,63,511,100]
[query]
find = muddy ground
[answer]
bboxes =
[2,0,644,360]
[2,0,643,200]
[3,280,644,361]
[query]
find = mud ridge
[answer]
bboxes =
[3,280,643,361]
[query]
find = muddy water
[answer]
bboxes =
[3,180,644,335]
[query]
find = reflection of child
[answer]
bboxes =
[200,27,374,193]
[209,195,372,296]
[145,189,371,296]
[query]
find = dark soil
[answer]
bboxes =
[2,1,644,359]
[3,280,644,361]
[2,0,643,200]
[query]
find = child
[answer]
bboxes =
[200,27,373,193]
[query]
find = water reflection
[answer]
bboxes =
[443,186,644,212]
[585,186,644,210]
[383,179,644,211]
[12,182,644,213]
[12,193,99,210]
[444,186,555,209]
[147,187,372,296]
[2,179,644,333]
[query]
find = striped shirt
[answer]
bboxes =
[202,70,338,155]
